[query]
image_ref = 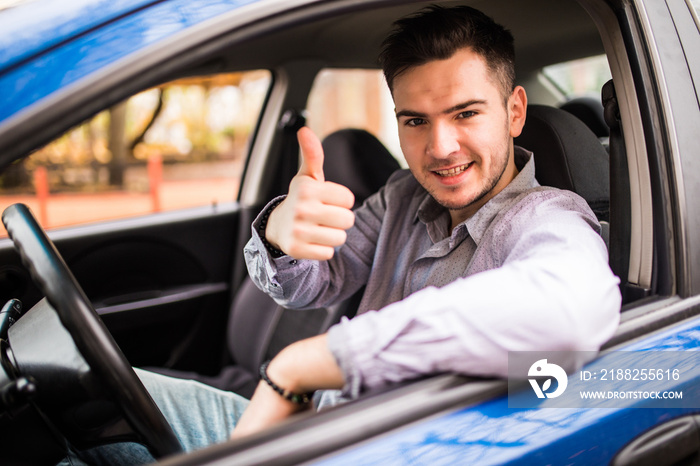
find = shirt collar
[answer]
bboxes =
[416,146,539,244]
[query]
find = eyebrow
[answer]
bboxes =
[395,99,487,119]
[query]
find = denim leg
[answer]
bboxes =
[61,369,249,465]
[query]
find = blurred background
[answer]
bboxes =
[0,54,610,235]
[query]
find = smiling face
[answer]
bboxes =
[393,47,527,228]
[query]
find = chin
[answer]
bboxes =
[436,182,493,209]
[433,193,478,211]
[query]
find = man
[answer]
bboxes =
[234,4,620,435]
[68,5,620,463]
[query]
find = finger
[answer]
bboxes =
[294,179,355,210]
[292,223,349,249]
[294,204,355,231]
[318,205,355,230]
[317,182,355,210]
[297,127,325,182]
[287,242,337,261]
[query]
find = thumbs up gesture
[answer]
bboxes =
[263,127,355,260]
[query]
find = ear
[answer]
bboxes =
[508,86,527,138]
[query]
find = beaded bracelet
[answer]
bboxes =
[259,360,313,404]
[258,198,286,258]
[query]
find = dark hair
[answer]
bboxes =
[379,5,515,100]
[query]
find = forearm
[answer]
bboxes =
[267,334,345,392]
[231,334,343,439]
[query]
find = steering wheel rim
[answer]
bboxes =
[2,203,182,458]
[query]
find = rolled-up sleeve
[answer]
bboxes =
[327,193,621,397]
[243,196,323,307]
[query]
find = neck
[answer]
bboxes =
[448,160,520,231]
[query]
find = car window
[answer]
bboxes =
[542,54,612,99]
[306,68,405,167]
[0,70,271,235]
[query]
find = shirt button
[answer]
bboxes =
[290,259,298,265]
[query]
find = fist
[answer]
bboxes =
[264,127,355,260]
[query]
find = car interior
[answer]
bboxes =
[0,0,679,463]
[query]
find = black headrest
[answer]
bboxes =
[321,128,401,208]
[559,96,609,138]
[515,105,609,220]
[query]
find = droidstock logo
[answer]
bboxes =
[528,359,568,399]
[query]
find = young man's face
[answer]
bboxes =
[393,47,527,225]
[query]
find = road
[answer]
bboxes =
[0,177,239,236]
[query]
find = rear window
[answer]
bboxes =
[542,54,612,99]
[306,68,405,167]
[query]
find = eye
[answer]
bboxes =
[404,118,426,127]
[457,110,477,119]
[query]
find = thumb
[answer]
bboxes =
[297,127,325,181]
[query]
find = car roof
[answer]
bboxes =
[0,0,604,83]
[221,0,603,75]
[0,0,264,125]
[0,0,165,72]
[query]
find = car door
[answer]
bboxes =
[0,84,266,375]
[0,1,280,375]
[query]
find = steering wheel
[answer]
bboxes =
[2,203,182,458]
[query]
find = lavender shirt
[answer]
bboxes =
[244,148,621,398]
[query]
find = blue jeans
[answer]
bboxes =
[62,369,249,465]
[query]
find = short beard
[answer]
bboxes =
[428,143,511,212]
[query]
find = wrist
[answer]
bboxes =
[261,360,313,404]
[267,335,345,394]
[259,199,285,257]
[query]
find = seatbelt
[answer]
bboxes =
[603,79,643,303]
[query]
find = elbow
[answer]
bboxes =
[546,283,621,353]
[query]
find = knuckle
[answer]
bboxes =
[293,204,312,221]
[291,224,307,240]
[297,181,319,200]
[287,245,302,258]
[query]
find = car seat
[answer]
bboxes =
[559,96,610,140]
[514,104,610,229]
[152,129,401,398]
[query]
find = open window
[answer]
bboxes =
[0,71,271,235]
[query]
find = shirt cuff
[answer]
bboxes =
[247,195,296,299]
[327,310,396,398]
[327,319,364,398]
[252,195,288,259]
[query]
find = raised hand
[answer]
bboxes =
[263,127,355,260]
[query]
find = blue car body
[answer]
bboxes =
[317,317,700,465]
[0,0,260,124]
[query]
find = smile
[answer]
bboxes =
[434,163,472,177]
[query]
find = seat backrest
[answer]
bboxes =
[514,104,610,223]
[227,128,400,380]
[322,128,402,208]
[559,96,609,139]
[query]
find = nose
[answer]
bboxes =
[427,122,460,159]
